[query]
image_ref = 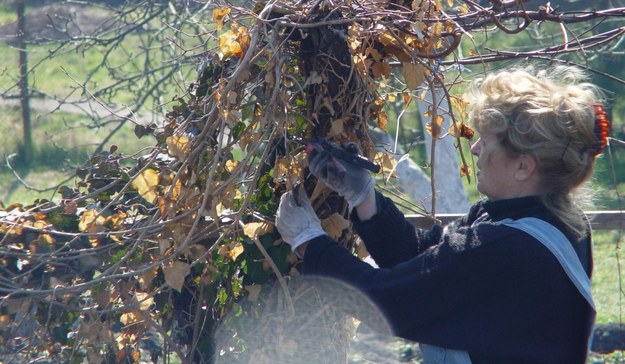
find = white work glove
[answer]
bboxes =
[308,142,374,210]
[276,189,326,254]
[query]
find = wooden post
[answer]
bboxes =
[405,211,625,231]
[17,0,32,166]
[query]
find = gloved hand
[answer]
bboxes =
[276,188,326,255]
[308,141,374,210]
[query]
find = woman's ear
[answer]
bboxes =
[515,154,537,181]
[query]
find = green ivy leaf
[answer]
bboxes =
[232,121,246,139]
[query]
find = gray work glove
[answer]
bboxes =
[308,142,374,210]
[276,189,326,254]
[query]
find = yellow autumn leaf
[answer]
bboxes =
[377,31,397,47]
[166,135,190,160]
[78,209,106,232]
[235,24,251,52]
[445,20,456,33]
[349,38,361,51]
[458,3,469,14]
[212,7,230,31]
[448,122,462,138]
[225,159,238,173]
[218,241,244,261]
[107,210,127,230]
[218,182,242,210]
[402,62,427,90]
[0,315,10,331]
[426,115,445,139]
[120,311,141,326]
[158,196,174,218]
[274,151,306,188]
[460,164,472,177]
[433,114,445,126]
[0,223,22,236]
[353,54,370,76]
[321,213,350,240]
[135,292,154,311]
[219,23,250,58]
[448,122,475,140]
[450,95,467,117]
[243,222,274,239]
[374,152,397,176]
[32,220,47,230]
[430,22,445,37]
[131,169,159,204]
[163,260,190,293]
[402,92,413,107]
[377,111,388,132]
[219,31,241,58]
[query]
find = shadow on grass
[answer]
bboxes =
[2,142,89,203]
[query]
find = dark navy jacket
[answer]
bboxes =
[302,191,594,363]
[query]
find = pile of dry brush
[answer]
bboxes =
[1,0,623,362]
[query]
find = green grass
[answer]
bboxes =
[0,4,198,204]
[0,5,16,25]
[0,40,182,106]
[0,105,155,204]
[593,230,625,324]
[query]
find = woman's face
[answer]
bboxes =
[470,130,524,201]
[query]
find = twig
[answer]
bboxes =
[251,233,295,317]
[4,154,73,194]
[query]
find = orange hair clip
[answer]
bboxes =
[593,104,610,156]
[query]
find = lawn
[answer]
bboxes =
[0,104,156,204]
[593,230,625,324]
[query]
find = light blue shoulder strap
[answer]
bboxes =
[500,217,595,310]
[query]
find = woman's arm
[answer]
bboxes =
[352,191,444,267]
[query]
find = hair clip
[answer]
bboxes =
[593,104,610,156]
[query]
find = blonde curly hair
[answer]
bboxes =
[466,65,606,238]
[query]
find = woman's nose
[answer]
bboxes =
[470,138,481,156]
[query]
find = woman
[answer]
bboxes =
[276,65,609,363]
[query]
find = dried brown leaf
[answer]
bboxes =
[402,62,427,90]
[166,135,190,160]
[212,7,230,31]
[131,169,159,204]
[163,260,190,292]
[321,213,349,239]
[243,222,274,239]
